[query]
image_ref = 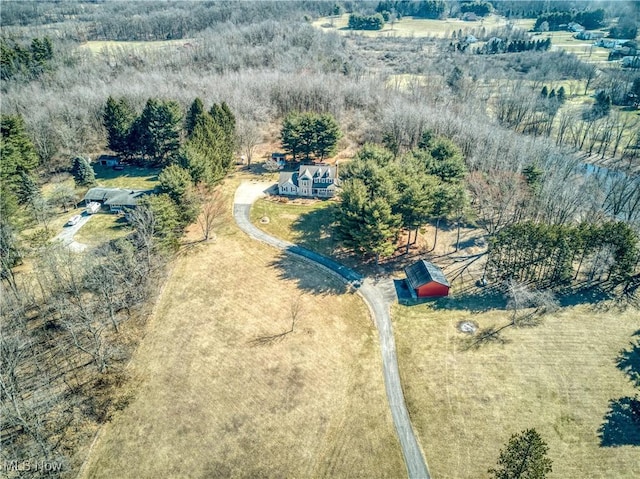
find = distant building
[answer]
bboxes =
[278,165,339,198]
[568,22,585,32]
[404,260,450,298]
[267,152,287,170]
[96,155,120,167]
[83,187,152,213]
[575,31,604,41]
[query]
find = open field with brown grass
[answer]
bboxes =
[79,176,404,478]
[314,13,514,38]
[79,39,194,54]
[393,301,640,479]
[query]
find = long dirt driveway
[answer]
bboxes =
[233,181,430,479]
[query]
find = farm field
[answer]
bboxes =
[79,39,194,54]
[79,177,404,478]
[316,14,613,64]
[314,13,513,38]
[392,302,640,479]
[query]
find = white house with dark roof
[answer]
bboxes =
[278,165,339,198]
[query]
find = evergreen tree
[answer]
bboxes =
[103,96,136,158]
[280,113,302,161]
[1,114,39,182]
[138,194,181,251]
[209,102,236,170]
[540,86,548,98]
[420,137,466,183]
[334,179,400,264]
[280,112,341,162]
[158,164,199,224]
[16,171,40,205]
[71,156,96,186]
[396,168,438,252]
[557,86,566,104]
[522,164,544,194]
[418,130,435,150]
[180,111,229,185]
[1,114,39,214]
[134,98,183,165]
[314,113,342,160]
[185,97,205,138]
[489,429,552,479]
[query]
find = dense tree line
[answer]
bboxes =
[478,37,551,55]
[103,96,235,173]
[460,1,493,17]
[487,221,639,286]
[0,36,53,81]
[334,137,468,263]
[280,111,342,161]
[534,9,605,31]
[348,13,385,30]
[376,0,445,20]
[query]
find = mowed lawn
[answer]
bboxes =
[80,183,404,478]
[393,303,640,479]
[93,164,160,190]
[73,213,130,246]
[250,198,336,256]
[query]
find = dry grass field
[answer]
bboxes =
[79,39,194,54]
[393,302,640,479]
[314,13,513,38]
[79,177,404,478]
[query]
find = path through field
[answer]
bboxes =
[233,181,430,479]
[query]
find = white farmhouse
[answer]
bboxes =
[278,165,339,198]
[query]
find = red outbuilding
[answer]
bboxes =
[404,260,450,298]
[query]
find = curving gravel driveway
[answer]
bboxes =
[53,213,92,252]
[233,181,430,479]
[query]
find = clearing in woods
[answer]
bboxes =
[79,177,404,478]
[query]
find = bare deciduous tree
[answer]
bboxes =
[251,295,303,345]
[196,187,225,242]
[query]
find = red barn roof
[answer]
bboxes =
[405,260,450,295]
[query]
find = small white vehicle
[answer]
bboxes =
[85,202,100,214]
[66,215,82,226]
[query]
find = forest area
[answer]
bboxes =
[1,1,640,478]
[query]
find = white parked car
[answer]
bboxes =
[66,215,82,226]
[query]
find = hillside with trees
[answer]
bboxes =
[1,1,639,478]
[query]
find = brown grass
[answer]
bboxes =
[393,302,640,479]
[79,176,404,478]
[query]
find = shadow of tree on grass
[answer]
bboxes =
[617,330,640,388]
[598,397,640,447]
[599,332,640,447]
[268,253,351,296]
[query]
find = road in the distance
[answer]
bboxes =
[233,181,430,479]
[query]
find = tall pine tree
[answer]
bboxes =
[103,96,136,159]
[489,429,552,479]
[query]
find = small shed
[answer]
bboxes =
[97,155,120,167]
[404,260,450,298]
